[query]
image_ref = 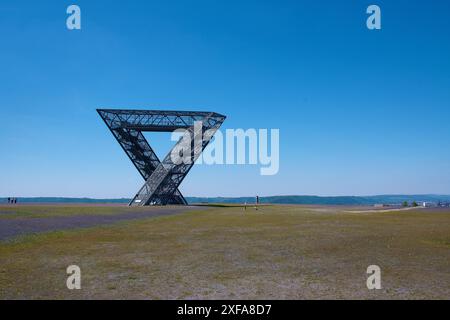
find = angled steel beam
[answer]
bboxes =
[97,109,226,206]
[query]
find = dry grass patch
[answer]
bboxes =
[0,206,449,299]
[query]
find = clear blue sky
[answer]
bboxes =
[1,1,449,198]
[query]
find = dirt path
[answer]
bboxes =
[0,206,203,241]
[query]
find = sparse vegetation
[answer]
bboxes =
[0,205,449,299]
[0,205,151,219]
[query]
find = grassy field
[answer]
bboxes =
[0,205,449,299]
[0,205,142,219]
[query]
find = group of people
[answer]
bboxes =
[7,197,18,204]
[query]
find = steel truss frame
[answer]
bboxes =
[97,109,226,206]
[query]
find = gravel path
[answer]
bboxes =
[0,206,203,241]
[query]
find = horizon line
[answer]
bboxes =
[2,194,450,199]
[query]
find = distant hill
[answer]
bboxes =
[187,195,450,205]
[1,195,450,205]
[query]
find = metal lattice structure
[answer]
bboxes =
[97,109,226,206]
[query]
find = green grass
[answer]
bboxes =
[192,203,271,208]
[0,205,449,299]
[0,205,147,219]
